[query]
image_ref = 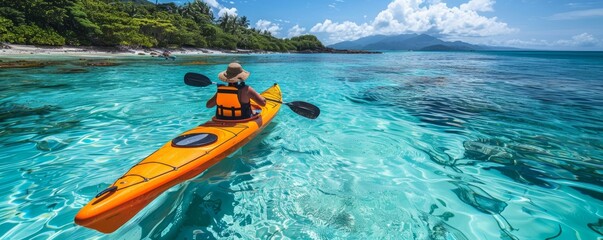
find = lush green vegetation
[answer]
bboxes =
[0,0,325,51]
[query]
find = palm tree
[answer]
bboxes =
[217,14,231,32]
[238,16,249,29]
[183,0,213,23]
[229,15,238,34]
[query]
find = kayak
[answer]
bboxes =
[74,83,282,233]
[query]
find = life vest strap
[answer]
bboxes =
[217,89,239,94]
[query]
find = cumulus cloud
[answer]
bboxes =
[310,0,515,44]
[218,7,238,17]
[311,20,374,43]
[255,20,282,35]
[460,0,494,12]
[203,0,220,8]
[274,19,291,24]
[557,33,599,47]
[491,33,600,49]
[288,25,306,37]
[548,8,603,20]
[202,0,238,17]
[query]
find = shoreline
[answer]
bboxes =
[0,43,381,59]
[0,43,237,58]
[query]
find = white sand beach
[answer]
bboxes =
[0,43,228,58]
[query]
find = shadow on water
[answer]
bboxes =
[588,219,603,235]
[0,60,60,69]
[348,77,485,130]
[461,136,603,188]
[454,135,602,237]
[0,102,82,153]
[0,102,60,122]
[425,130,602,233]
[0,78,73,93]
[347,72,603,237]
[451,183,517,239]
[54,68,89,74]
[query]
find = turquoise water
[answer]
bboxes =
[1,51,602,239]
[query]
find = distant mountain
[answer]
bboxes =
[328,34,515,51]
[329,35,389,50]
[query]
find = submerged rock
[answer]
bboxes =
[0,60,57,69]
[55,68,89,74]
[83,61,120,67]
[77,59,120,67]
[463,140,514,163]
[182,61,211,65]
[0,103,59,121]
[588,218,603,235]
[425,147,457,167]
[35,137,71,152]
[429,222,469,240]
[452,184,508,214]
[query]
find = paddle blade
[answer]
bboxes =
[184,72,213,87]
[286,101,320,119]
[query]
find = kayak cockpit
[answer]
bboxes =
[171,133,218,148]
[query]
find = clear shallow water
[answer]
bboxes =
[0,51,602,239]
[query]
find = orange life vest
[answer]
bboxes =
[215,84,252,120]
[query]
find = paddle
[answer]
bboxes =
[184,72,320,119]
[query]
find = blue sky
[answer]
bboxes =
[157,0,603,50]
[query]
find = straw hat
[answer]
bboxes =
[218,62,250,83]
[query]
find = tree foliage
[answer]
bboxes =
[0,0,325,51]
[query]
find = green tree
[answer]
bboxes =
[237,16,250,29]
[0,0,328,51]
[216,14,231,33]
[181,0,213,24]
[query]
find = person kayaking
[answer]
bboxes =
[206,62,266,120]
[161,50,175,60]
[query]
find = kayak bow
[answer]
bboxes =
[74,84,282,233]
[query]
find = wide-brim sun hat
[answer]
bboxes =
[218,62,250,83]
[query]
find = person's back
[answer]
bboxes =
[206,62,266,120]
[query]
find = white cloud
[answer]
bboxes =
[557,33,599,47]
[201,0,237,17]
[460,0,494,12]
[275,19,291,23]
[548,8,603,20]
[490,33,600,49]
[203,0,220,8]
[288,25,306,37]
[310,0,515,44]
[218,7,238,17]
[311,19,374,42]
[255,20,282,35]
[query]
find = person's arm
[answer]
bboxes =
[248,87,266,106]
[206,94,217,108]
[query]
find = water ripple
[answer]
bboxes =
[1,52,602,239]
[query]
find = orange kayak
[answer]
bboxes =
[75,84,282,233]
